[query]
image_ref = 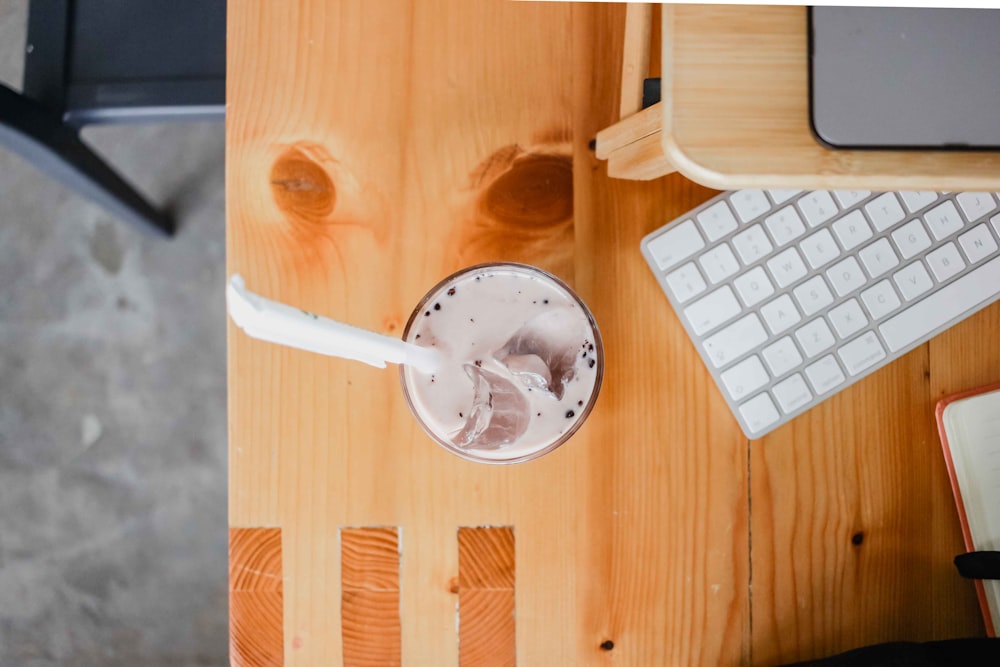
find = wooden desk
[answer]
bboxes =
[226,2,992,665]
[599,5,1000,190]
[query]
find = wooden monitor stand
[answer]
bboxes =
[597,4,1000,190]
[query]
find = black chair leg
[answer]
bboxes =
[0,83,173,237]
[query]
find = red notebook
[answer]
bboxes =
[936,382,1000,638]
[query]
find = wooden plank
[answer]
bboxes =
[572,7,750,665]
[458,527,515,666]
[458,527,515,590]
[749,321,997,660]
[341,527,401,666]
[618,3,653,119]
[459,590,517,667]
[662,5,1000,190]
[228,2,751,665]
[594,102,662,160]
[230,528,284,667]
[606,131,676,181]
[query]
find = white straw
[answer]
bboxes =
[226,274,442,374]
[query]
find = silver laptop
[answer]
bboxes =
[810,7,1000,150]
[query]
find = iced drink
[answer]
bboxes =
[400,263,603,463]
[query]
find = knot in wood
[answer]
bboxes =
[478,153,573,227]
[270,145,336,225]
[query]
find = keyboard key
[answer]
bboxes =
[766,247,808,288]
[795,318,835,358]
[956,192,997,222]
[697,201,739,242]
[804,354,846,395]
[860,280,902,320]
[733,266,774,307]
[832,210,873,251]
[859,238,899,278]
[698,243,740,284]
[648,220,705,271]
[798,191,838,227]
[899,191,938,213]
[738,393,780,435]
[731,190,771,223]
[800,228,840,269]
[958,223,998,264]
[992,213,1000,237]
[720,355,769,401]
[760,294,801,335]
[892,261,933,301]
[828,298,868,339]
[762,336,803,377]
[879,255,1000,353]
[833,190,870,208]
[793,275,834,316]
[731,224,773,265]
[765,206,806,247]
[768,189,801,205]
[924,200,964,241]
[703,313,768,369]
[664,262,707,303]
[684,286,741,336]
[926,242,965,282]
[772,373,812,413]
[891,219,932,260]
[838,331,886,376]
[827,256,866,297]
[865,193,906,231]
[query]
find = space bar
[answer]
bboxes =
[879,256,1000,353]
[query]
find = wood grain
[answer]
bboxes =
[662,5,1000,190]
[594,103,663,160]
[618,3,652,120]
[573,9,751,665]
[341,527,401,666]
[230,528,284,667]
[458,527,515,666]
[227,1,986,665]
[606,131,675,181]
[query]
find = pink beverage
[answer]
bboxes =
[399,263,603,463]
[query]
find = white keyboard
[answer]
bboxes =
[641,189,1000,438]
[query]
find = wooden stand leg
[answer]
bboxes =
[595,3,675,182]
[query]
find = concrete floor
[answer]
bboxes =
[0,2,228,665]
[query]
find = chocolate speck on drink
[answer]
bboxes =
[415,334,421,339]
[565,410,575,419]
[543,299,549,304]
[447,287,456,296]
[434,303,441,311]
[459,412,463,418]
[588,358,595,368]
[424,310,430,316]
[577,400,583,406]
[474,359,482,367]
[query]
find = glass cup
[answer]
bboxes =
[399,262,604,464]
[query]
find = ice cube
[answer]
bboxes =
[503,354,553,394]
[495,308,586,400]
[452,363,530,450]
